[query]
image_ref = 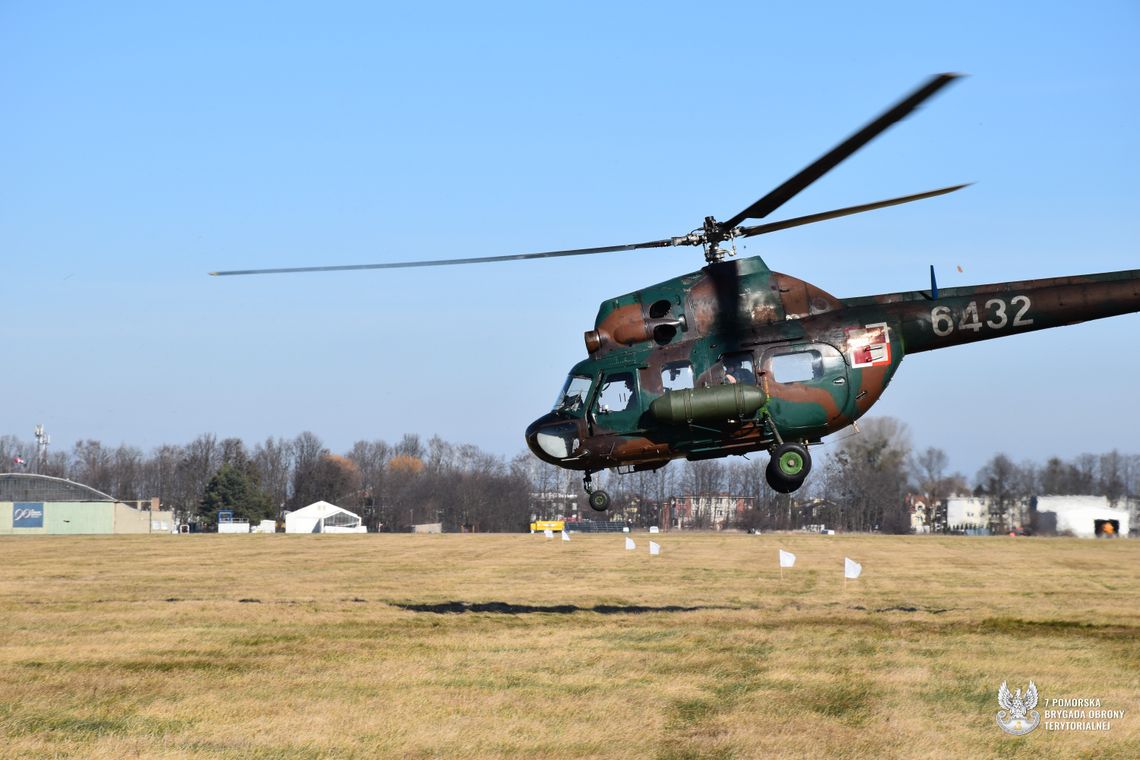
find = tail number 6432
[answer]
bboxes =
[931,295,1033,337]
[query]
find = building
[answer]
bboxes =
[0,473,173,535]
[906,494,931,533]
[665,495,753,530]
[1030,496,1130,538]
[944,497,991,534]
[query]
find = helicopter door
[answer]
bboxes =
[762,343,850,433]
[590,370,643,433]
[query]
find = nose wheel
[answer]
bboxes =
[766,442,812,494]
[583,472,610,512]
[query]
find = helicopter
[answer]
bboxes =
[212,73,1140,511]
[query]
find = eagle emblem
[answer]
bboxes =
[995,680,1040,735]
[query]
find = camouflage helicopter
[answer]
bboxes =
[212,73,1140,511]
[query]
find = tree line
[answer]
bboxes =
[0,432,532,532]
[2,420,1137,533]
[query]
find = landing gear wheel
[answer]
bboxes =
[766,443,812,494]
[588,489,611,512]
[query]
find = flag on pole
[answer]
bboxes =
[649,541,660,556]
[844,557,862,579]
[625,537,636,551]
[779,549,796,568]
[543,529,554,539]
[561,530,570,542]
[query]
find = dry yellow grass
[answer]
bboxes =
[1,532,1137,759]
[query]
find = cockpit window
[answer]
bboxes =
[596,371,637,413]
[661,360,694,391]
[553,374,593,415]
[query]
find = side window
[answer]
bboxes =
[769,350,823,383]
[661,361,694,392]
[596,371,637,413]
[722,352,756,385]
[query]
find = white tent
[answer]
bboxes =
[284,501,367,534]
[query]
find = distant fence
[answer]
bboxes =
[566,520,627,533]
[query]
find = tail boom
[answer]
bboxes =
[846,269,1140,354]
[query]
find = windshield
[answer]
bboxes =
[553,374,593,415]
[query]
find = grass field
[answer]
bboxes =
[1,532,1137,759]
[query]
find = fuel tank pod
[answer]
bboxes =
[649,384,766,425]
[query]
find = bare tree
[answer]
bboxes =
[822,417,913,533]
[976,453,1025,532]
[311,454,363,506]
[911,446,949,530]
[681,460,725,495]
[1099,450,1126,504]
[143,444,183,510]
[41,450,70,478]
[110,444,145,500]
[1125,454,1140,500]
[289,431,328,508]
[172,434,221,521]
[72,440,113,495]
[394,433,424,459]
[387,453,426,528]
[347,439,389,530]
[252,437,294,514]
[1073,453,1098,494]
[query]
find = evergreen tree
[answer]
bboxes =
[199,462,274,525]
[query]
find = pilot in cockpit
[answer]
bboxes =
[723,355,756,385]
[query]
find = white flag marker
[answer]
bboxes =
[779,549,796,568]
[844,557,862,579]
[649,541,660,556]
[625,537,636,551]
[561,530,570,542]
[543,529,554,539]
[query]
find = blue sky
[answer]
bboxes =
[2,1,1138,478]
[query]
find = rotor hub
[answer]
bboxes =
[702,216,727,264]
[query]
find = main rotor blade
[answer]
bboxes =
[719,73,961,232]
[733,183,970,239]
[209,237,680,276]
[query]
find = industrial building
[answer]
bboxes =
[0,473,173,535]
[1030,496,1130,538]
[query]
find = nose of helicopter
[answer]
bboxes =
[525,413,583,466]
